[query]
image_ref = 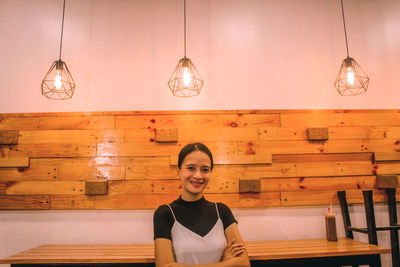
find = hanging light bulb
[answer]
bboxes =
[168,57,204,97]
[334,57,369,96]
[168,0,204,97]
[41,0,75,100]
[334,0,369,96]
[42,60,75,100]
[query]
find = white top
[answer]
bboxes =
[167,203,226,265]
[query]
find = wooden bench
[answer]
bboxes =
[0,238,391,267]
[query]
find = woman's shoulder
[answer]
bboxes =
[154,204,171,216]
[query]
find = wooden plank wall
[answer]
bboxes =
[0,110,399,210]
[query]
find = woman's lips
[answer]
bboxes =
[190,181,204,187]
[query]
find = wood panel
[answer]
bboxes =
[50,195,95,209]
[5,181,85,195]
[116,115,218,129]
[323,139,400,153]
[0,195,50,209]
[10,144,97,157]
[0,165,57,181]
[238,140,324,155]
[374,152,400,162]
[0,157,29,167]
[0,117,39,130]
[38,116,115,130]
[328,126,386,140]
[170,154,272,166]
[2,109,400,210]
[257,127,306,141]
[281,113,400,127]
[281,189,390,206]
[217,114,280,127]
[272,153,372,163]
[180,128,258,141]
[19,130,124,144]
[126,157,175,179]
[58,165,126,181]
[261,176,376,192]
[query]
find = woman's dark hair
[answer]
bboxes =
[178,142,214,170]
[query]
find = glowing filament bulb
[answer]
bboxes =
[346,67,355,86]
[182,67,192,86]
[54,70,62,90]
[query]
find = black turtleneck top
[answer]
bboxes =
[153,196,237,240]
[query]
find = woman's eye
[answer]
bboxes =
[202,168,210,173]
[187,166,195,171]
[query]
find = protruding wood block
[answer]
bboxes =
[306,128,329,141]
[85,181,108,195]
[376,175,398,188]
[0,130,19,144]
[239,179,261,193]
[155,128,178,143]
[0,157,30,168]
[374,152,400,162]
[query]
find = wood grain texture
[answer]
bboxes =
[0,239,390,264]
[281,189,391,206]
[19,130,124,144]
[10,143,96,157]
[261,176,376,192]
[5,181,85,195]
[0,130,19,144]
[2,109,400,210]
[116,115,218,129]
[0,165,57,181]
[328,126,386,140]
[218,114,280,127]
[0,195,50,209]
[0,157,29,167]
[38,116,115,130]
[374,152,400,162]
[0,117,39,130]
[180,127,258,141]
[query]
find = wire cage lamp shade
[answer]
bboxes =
[168,0,204,97]
[334,0,369,96]
[41,0,75,100]
[334,57,369,96]
[41,60,76,100]
[168,57,204,97]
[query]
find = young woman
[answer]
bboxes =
[153,143,250,267]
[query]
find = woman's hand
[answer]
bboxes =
[223,238,246,260]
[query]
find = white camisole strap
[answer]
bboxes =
[167,204,176,221]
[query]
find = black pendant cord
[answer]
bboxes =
[59,0,66,61]
[340,0,350,59]
[184,0,186,58]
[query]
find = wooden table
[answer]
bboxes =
[0,238,391,267]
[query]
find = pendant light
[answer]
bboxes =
[41,0,75,100]
[168,0,204,97]
[334,0,369,96]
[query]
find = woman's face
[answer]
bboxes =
[179,150,212,201]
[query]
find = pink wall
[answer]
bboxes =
[0,0,399,113]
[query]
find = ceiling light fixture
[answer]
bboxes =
[41,0,75,100]
[168,0,204,97]
[334,0,369,96]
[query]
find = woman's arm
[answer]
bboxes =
[156,223,250,267]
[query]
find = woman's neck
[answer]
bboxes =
[181,192,203,202]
